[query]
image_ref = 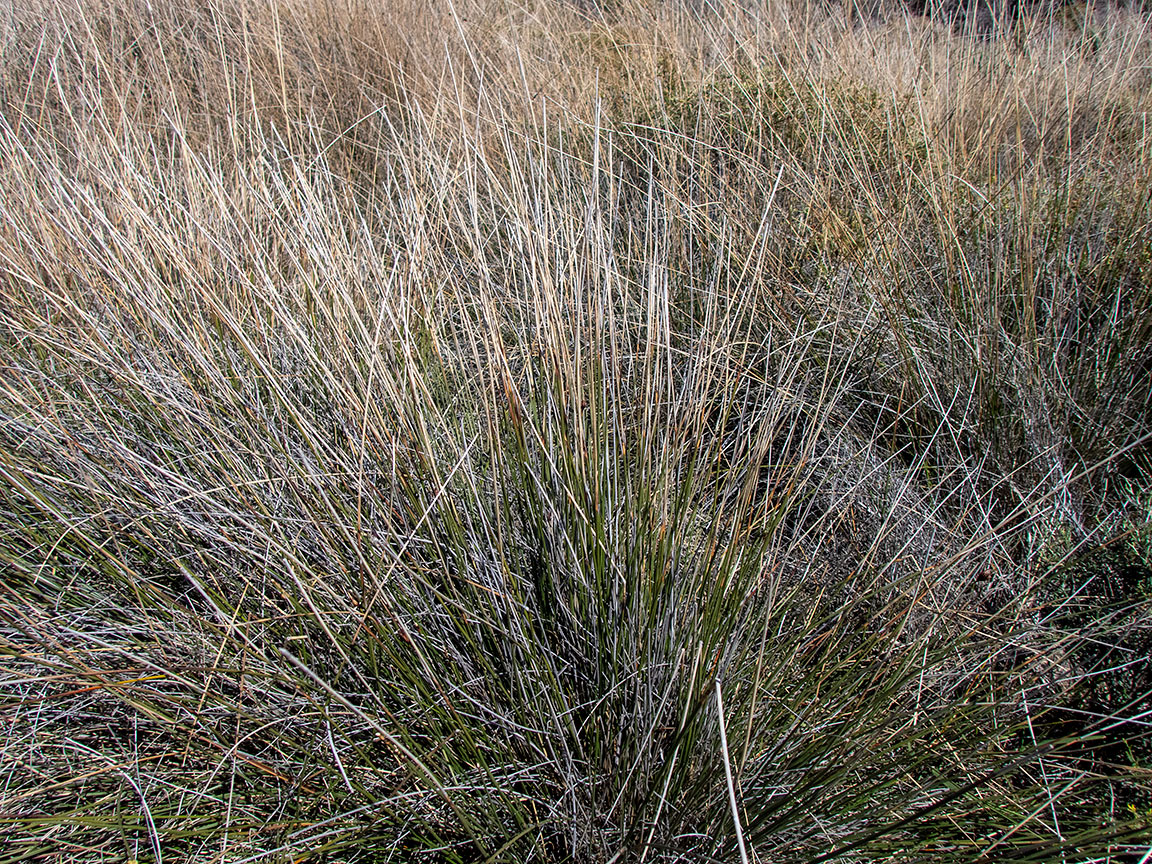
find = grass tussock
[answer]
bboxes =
[1,0,1151,861]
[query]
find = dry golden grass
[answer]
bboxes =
[1,0,1150,861]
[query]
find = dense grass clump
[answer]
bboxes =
[2,0,1151,861]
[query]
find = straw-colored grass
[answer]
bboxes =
[1,0,1150,861]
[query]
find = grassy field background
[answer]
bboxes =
[2,0,1151,860]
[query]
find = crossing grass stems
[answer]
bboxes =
[1,0,1151,860]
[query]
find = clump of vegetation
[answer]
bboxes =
[1,0,1150,861]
